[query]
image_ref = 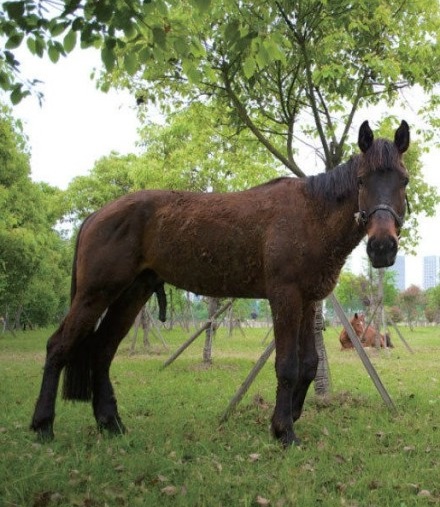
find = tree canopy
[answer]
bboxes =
[2,2,438,221]
[0,103,70,326]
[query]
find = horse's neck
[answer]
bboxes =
[321,193,365,264]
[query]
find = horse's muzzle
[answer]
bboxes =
[366,235,398,268]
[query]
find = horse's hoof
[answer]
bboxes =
[97,416,126,436]
[271,424,301,448]
[31,422,54,442]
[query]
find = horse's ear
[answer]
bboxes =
[394,120,410,153]
[358,121,374,153]
[354,312,358,319]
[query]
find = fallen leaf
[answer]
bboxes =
[213,460,223,472]
[50,492,63,504]
[161,485,178,496]
[256,495,270,506]
[301,462,314,472]
[418,490,431,497]
[32,491,52,507]
[249,453,261,462]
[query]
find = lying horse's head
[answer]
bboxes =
[351,312,366,336]
[356,120,410,268]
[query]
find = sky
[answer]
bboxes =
[10,48,440,289]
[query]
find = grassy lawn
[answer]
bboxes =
[0,323,439,506]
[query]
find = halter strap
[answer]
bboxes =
[354,204,405,228]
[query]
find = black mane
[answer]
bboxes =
[305,157,358,203]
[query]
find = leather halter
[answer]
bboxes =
[354,197,410,229]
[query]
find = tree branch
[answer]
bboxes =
[221,65,305,176]
[276,1,331,168]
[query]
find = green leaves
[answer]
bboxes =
[3,1,25,20]
[0,105,69,321]
[191,0,212,13]
[242,57,256,79]
[124,52,138,76]
[63,29,77,53]
[5,33,24,50]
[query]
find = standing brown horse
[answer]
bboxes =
[31,120,410,447]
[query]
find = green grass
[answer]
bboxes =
[1,324,439,506]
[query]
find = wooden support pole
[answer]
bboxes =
[387,317,414,354]
[162,299,235,369]
[220,339,275,423]
[329,293,397,414]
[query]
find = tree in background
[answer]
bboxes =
[332,271,368,317]
[424,285,440,324]
[399,285,425,330]
[0,103,69,328]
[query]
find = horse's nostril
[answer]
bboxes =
[368,236,397,253]
[367,235,398,268]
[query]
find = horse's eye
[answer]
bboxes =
[357,177,364,188]
[403,177,409,187]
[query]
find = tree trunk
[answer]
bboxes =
[313,300,331,396]
[141,307,152,349]
[374,268,385,348]
[203,297,220,364]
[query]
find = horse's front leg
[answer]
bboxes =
[291,302,319,423]
[269,287,303,447]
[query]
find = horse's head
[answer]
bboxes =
[352,312,366,336]
[356,120,410,268]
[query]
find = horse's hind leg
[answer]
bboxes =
[30,323,66,440]
[90,270,158,434]
[31,296,110,440]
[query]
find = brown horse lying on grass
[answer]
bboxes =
[31,120,409,447]
[340,313,393,349]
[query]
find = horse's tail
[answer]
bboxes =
[63,213,96,402]
[62,339,94,401]
[385,332,394,348]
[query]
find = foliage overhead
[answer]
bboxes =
[2,1,439,153]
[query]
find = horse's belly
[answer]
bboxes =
[155,254,266,298]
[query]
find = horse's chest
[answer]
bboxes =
[304,268,340,300]
[269,235,346,300]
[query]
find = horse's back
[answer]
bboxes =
[73,183,297,299]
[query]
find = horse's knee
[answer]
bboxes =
[276,361,299,388]
[302,356,319,384]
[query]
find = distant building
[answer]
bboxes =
[423,256,440,290]
[388,255,405,291]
